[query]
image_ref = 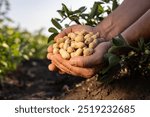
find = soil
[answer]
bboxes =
[0,59,150,100]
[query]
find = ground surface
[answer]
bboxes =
[0,59,150,100]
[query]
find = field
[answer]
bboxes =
[1,59,150,100]
[0,0,150,100]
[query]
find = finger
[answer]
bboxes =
[48,63,58,71]
[69,42,111,67]
[55,59,95,78]
[69,51,101,68]
[51,54,75,75]
[69,56,94,68]
[52,54,95,78]
[97,38,106,43]
[47,53,53,60]
[47,45,53,53]
[58,70,66,74]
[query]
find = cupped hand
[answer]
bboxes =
[47,41,111,78]
[47,24,99,73]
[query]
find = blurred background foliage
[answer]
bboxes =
[0,0,48,79]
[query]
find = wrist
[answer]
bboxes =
[94,15,119,41]
[121,27,140,45]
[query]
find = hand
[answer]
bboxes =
[47,41,111,78]
[47,24,100,73]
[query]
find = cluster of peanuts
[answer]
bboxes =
[52,30,99,60]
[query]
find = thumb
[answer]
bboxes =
[69,55,97,68]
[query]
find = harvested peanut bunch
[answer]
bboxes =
[52,30,99,60]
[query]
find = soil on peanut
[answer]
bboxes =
[0,59,150,100]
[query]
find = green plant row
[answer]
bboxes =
[0,18,48,80]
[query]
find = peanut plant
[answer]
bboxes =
[99,35,150,82]
[48,0,120,43]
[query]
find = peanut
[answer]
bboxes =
[91,32,99,39]
[85,37,94,44]
[83,48,94,56]
[89,39,99,49]
[53,48,59,54]
[59,43,64,48]
[73,48,83,57]
[63,42,70,50]
[59,49,70,59]
[75,35,84,42]
[74,42,85,48]
[84,34,91,39]
[56,38,65,44]
[80,30,87,35]
[71,41,76,48]
[63,39,71,50]
[68,32,76,39]
[52,30,100,60]
[53,43,59,48]
[67,47,74,53]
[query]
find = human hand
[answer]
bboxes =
[47,24,100,72]
[47,41,111,78]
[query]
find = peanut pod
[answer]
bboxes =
[75,35,84,42]
[59,49,70,59]
[53,48,59,54]
[83,48,94,56]
[74,42,85,48]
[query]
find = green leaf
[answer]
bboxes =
[78,6,87,13]
[74,6,87,13]
[48,33,58,43]
[69,15,80,24]
[90,2,98,18]
[80,13,88,19]
[51,18,62,30]
[102,0,110,3]
[112,35,127,46]
[105,6,112,14]
[112,0,119,10]
[2,42,9,49]
[49,40,54,45]
[138,38,145,51]
[55,18,61,21]
[97,4,104,14]
[48,27,58,33]
[57,10,66,18]
[65,24,69,28]
[101,53,120,74]
[109,54,120,67]
[0,61,8,67]
[62,3,70,16]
